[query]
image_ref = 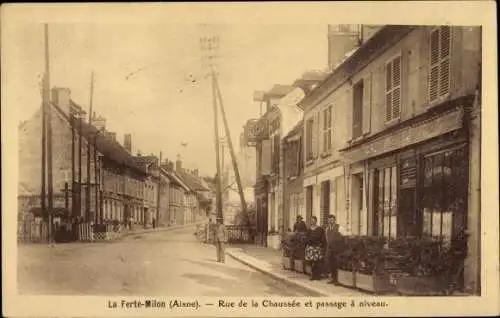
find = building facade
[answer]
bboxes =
[282,121,305,232]
[18,87,147,229]
[301,25,481,294]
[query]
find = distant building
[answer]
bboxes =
[18,87,147,229]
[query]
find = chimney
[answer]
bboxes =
[327,24,361,70]
[51,87,71,115]
[124,134,132,153]
[93,115,106,131]
[193,169,199,177]
[168,161,174,171]
[108,132,117,142]
[176,159,182,172]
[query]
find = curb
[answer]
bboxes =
[225,250,329,297]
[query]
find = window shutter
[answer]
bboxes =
[311,114,318,157]
[385,63,393,122]
[392,56,402,119]
[429,29,440,102]
[439,26,451,97]
[362,73,372,134]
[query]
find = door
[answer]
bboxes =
[305,186,313,225]
[320,181,330,226]
[399,157,418,237]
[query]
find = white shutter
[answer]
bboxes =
[439,26,451,97]
[385,56,402,121]
[429,27,451,103]
[362,73,372,134]
[385,63,393,122]
[429,28,440,102]
[392,56,402,119]
[311,113,318,158]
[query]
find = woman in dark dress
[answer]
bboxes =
[305,216,326,280]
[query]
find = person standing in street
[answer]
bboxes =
[293,215,308,233]
[305,216,326,280]
[215,221,227,263]
[325,214,345,285]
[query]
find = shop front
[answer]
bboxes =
[340,102,473,292]
[254,176,268,246]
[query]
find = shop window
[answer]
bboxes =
[422,146,467,244]
[429,26,452,103]
[374,165,398,239]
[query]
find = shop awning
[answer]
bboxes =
[340,106,465,163]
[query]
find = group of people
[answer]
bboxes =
[293,214,345,284]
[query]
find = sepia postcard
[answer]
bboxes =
[2,2,499,317]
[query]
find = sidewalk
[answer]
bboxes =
[226,244,367,296]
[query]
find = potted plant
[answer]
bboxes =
[293,232,307,274]
[387,235,467,295]
[336,236,357,287]
[281,232,295,270]
[352,236,394,294]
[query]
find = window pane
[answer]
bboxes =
[390,166,398,237]
[377,170,384,235]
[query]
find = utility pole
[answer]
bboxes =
[78,115,82,221]
[41,79,47,238]
[200,35,223,224]
[43,23,54,242]
[214,74,248,216]
[156,151,162,227]
[94,132,99,224]
[86,71,95,223]
[71,113,75,221]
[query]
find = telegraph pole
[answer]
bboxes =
[43,23,55,242]
[86,71,95,222]
[156,151,162,227]
[200,35,223,224]
[94,131,99,224]
[214,74,248,216]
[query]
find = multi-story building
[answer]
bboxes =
[18,87,148,229]
[300,25,481,294]
[133,155,164,227]
[162,160,191,225]
[282,120,305,232]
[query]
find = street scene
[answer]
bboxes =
[18,226,315,296]
[13,22,482,298]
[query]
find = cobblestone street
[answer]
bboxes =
[17,226,314,296]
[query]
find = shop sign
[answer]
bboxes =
[341,108,463,163]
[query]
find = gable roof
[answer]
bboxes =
[177,170,210,192]
[52,102,148,176]
[133,156,158,171]
[160,167,190,192]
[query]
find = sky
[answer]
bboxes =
[7,23,327,177]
